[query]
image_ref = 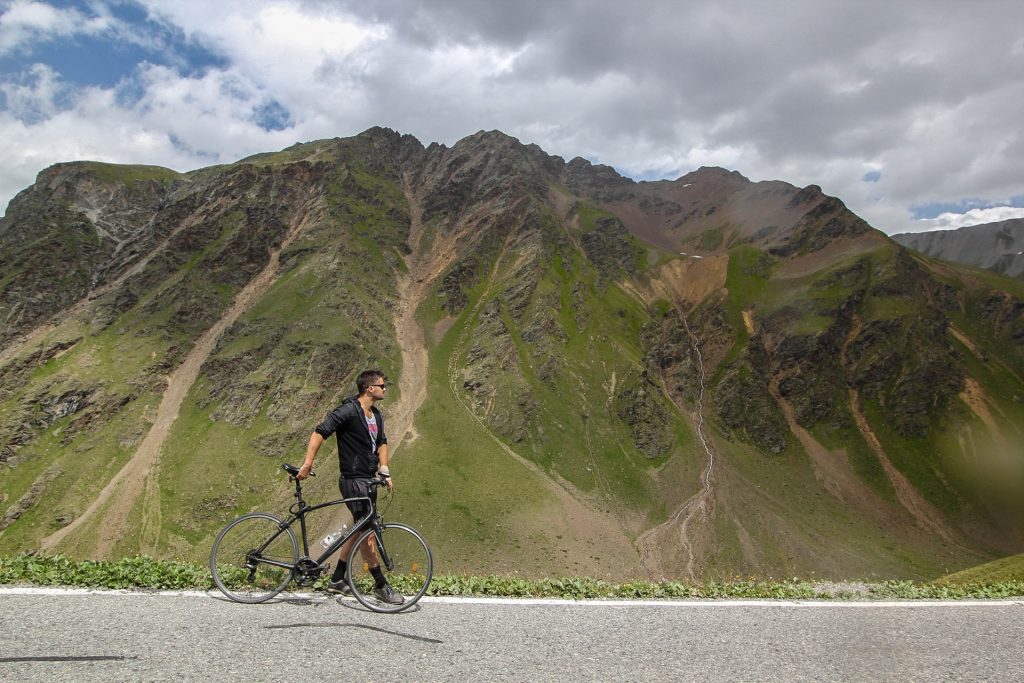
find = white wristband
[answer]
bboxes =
[379,466,391,477]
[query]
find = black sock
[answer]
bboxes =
[370,566,386,589]
[331,561,347,583]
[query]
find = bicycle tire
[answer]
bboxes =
[346,523,433,613]
[210,512,298,603]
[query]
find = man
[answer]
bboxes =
[297,368,403,605]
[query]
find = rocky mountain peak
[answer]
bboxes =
[676,166,751,185]
[560,156,636,202]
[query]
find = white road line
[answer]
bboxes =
[1,586,1021,608]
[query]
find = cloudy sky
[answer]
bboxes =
[1,0,1022,234]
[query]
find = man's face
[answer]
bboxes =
[366,377,389,401]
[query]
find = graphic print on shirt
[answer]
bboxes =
[365,412,378,452]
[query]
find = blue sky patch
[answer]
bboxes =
[252,99,295,132]
[0,0,227,92]
[862,170,881,183]
[911,195,1024,219]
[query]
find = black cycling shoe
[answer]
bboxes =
[325,580,352,596]
[373,584,405,605]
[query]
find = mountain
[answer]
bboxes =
[892,218,1024,278]
[1,128,1022,581]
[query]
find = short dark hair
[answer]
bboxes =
[356,369,387,395]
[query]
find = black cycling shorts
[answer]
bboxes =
[340,477,376,522]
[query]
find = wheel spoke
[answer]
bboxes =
[210,513,298,603]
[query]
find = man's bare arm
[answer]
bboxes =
[298,432,324,480]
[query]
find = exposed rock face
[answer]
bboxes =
[561,157,637,202]
[714,340,789,455]
[892,218,1024,278]
[0,163,185,345]
[461,299,534,442]
[440,261,477,313]
[614,370,675,458]
[580,214,644,284]
[768,195,873,258]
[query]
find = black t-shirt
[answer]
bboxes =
[314,396,387,478]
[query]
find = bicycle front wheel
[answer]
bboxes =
[347,523,433,613]
[210,512,298,603]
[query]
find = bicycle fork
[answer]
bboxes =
[361,525,394,573]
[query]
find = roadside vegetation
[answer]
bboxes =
[2,554,1021,600]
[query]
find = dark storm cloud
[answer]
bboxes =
[4,0,1022,232]
[321,0,554,48]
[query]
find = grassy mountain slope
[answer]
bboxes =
[1,128,1021,581]
[935,553,1024,584]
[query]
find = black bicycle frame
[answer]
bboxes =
[294,497,377,565]
[250,483,394,574]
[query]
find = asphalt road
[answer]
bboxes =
[1,588,1022,682]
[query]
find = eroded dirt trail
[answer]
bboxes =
[638,312,715,580]
[40,209,317,555]
[383,181,450,454]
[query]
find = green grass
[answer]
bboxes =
[382,302,587,576]
[235,143,324,166]
[718,244,771,365]
[695,226,726,252]
[77,162,182,184]
[807,421,891,494]
[862,296,916,321]
[0,395,162,553]
[573,201,606,232]
[934,554,1024,585]
[859,397,968,519]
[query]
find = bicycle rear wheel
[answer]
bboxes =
[210,512,298,603]
[347,523,433,613]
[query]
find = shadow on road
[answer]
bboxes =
[263,622,442,644]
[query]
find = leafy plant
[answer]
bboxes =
[3,555,1022,600]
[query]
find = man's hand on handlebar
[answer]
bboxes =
[379,466,394,492]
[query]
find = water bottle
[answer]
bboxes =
[320,524,348,549]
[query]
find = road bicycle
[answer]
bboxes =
[209,464,433,613]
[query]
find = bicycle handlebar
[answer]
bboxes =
[282,463,390,488]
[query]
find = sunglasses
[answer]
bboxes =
[369,384,389,390]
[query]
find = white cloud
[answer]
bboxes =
[906,206,1024,233]
[0,0,111,54]
[0,61,300,210]
[1,0,1023,237]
